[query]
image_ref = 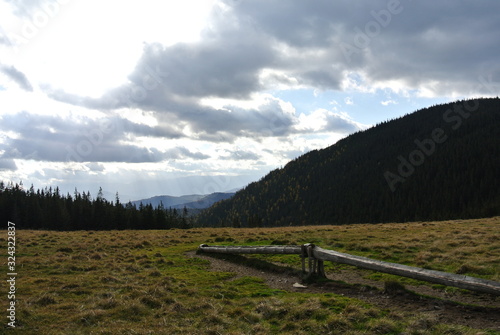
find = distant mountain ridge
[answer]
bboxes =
[197,98,500,227]
[132,192,235,209]
[179,192,238,209]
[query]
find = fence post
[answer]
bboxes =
[300,244,307,274]
[304,243,326,279]
[317,259,326,278]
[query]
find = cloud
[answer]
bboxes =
[1,65,33,91]
[85,163,105,172]
[222,149,260,161]
[219,0,353,49]
[5,0,48,17]
[337,1,500,95]
[0,27,12,46]
[296,108,364,134]
[164,147,210,160]
[220,0,500,96]
[42,0,500,145]
[381,99,397,106]
[195,98,296,138]
[9,1,500,103]
[324,113,364,134]
[129,40,274,99]
[0,158,17,171]
[47,84,299,142]
[3,0,498,199]
[0,112,188,163]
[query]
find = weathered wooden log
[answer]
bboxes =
[198,244,302,255]
[197,244,500,295]
[312,246,500,296]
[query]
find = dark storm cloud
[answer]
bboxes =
[1,65,33,91]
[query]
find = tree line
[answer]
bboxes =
[0,182,191,230]
[197,98,500,227]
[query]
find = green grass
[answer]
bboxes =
[2,217,499,334]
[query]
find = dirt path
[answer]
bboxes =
[187,251,500,331]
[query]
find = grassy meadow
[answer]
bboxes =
[2,217,499,334]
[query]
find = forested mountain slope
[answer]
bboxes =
[197,98,500,227]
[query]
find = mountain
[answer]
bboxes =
[132,192,235,210]
[197,98,500,227]
[131,194,205,208]
[179,192,236,209]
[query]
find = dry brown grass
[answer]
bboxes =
[1,216,498,334]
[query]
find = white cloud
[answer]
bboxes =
[296,109,329,132]
[0,64,33,91]
[381,99,397,106]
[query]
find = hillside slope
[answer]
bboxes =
[197,98,500,227]
[178,192,235,209]
[132,192,234,209]
[132,194,204,208]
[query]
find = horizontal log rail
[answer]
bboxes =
[198,244,500,296]
[198,244,303,255]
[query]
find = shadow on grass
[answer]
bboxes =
[197,250,373,293]
[197,250,302,277]
[199,250,500,313]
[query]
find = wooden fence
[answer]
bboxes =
[198,243,500,295]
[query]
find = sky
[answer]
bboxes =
[0,0,499,201]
